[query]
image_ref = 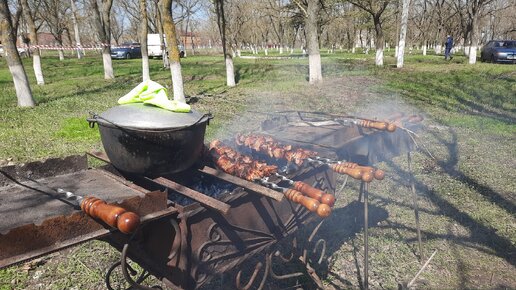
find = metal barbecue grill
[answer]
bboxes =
[0,111,422,289]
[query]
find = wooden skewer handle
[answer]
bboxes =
[330,164,373,182]
[355,165,385,180]
[81,197,141,234]
[357,120,397,132]
[284,189,320,213]
[292,181,336,207]
[333,162,384,181]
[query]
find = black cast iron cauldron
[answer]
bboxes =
[88,104,212,177]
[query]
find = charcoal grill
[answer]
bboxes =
[0,111,421,289]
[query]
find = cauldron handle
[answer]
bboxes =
[87,112,99,128]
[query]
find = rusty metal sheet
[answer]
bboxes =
[0,190,171,269]
[0,155,172,269]
[0,168,146,234]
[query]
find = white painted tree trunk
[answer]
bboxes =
[10,64,35,107]
[435,44,442,54]
[140,0,150,81]
[394,45,398,58]
[469,45,477,64]
[279,46,283,54]
[306,0,322,84]
[423,40,427,55]
[58,49,64,60]
[170,61,185,102]
[352,46,356,53]
[265,48,268,55]
[396,0,410,68]
[70,0,83,59]
[33,54,44,85]
[308,54,322,84]
[102,50,114,79]
[225,57,235,87]
[376,48,384,66]
[21,0,45,84]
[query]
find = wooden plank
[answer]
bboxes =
[199,166,284,202]
[152,177,230,215]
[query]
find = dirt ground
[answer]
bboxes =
[3,76,515,289]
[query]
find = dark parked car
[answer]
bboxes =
[480,40,516,63]
[110,43,142,59]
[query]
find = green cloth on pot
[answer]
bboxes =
[118,80,191,113]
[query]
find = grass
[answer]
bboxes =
[0,51,515,289]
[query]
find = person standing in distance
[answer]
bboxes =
[445,35,454,60]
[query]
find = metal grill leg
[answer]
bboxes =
[408,152,424,260]
[363,181,369,290]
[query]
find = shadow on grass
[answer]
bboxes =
[388,70,516,125]
[35,81,126,105]
[383,129,516,267]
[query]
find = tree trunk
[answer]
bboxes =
[373,17,384,66]
[468,14,479,64]
[396,0,410,68]
[155,1,169,68]
[91,0,114,79]
[214,0,235,87]
[0,0,35,107]
[160,0,186,102]
[70,0,83,59]
[306,0,322,84]
[20,0,44,85]
[140,0,150,81]
[422,39,427,55]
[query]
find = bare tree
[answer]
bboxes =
[214,0,236,87]
[160,0,186,102]
[38,0,71,60]
[91,0,114,79]
[140,0,150,80]
[20,0,45,84]
[396,0,410,67]
[70,0,83,58]
[347,0,392,66]
[0,0,35,107]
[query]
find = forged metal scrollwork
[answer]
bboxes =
[231,219,329,290]
[194,222,278,286]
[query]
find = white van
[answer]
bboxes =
[147,34,185,58]
[147,34,164,58]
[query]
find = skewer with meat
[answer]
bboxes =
[235,134,384,182]
[209,140,333,217]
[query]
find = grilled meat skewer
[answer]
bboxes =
[235,134,384,182]
[209,141,334,216]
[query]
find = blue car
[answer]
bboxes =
[110,43,142,59]
[480,40,516,64]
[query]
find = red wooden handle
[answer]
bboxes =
[292,181,336,207]
[284,189,319,213]
[355,165,385,180]
[358,120,397,132]
[330,164,373,182]
[316,204,332,218]
[81,197,140,234]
